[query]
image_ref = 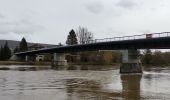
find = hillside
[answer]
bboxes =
[0,40,57,50]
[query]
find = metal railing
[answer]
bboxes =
[88,32,170,44]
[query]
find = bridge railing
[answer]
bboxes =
[88,32,170,44]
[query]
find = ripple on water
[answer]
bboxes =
[0,65,170,100]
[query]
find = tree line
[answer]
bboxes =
[0,37,28,61]
[141,49,170,66]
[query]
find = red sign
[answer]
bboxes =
[146,34,152,39]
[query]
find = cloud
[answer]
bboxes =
[85,1,104,14]
[117,0,137,9]
[139,29,152,34]
[0,18,44,34]
[0,13,5,18]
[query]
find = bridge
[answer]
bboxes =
[13,32,170,73]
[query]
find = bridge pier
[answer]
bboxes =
[25,55,35,62]
[52,53,67,67]
[10,55,23,61]
[25,56,29,62]
[120,49,142,73]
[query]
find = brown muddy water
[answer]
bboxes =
[0,65,170,100]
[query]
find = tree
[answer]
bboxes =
[14,46,19,53]
[151,51,165,65]
[58,42,63,46]
[3,42,11,60]
[142,49,152,65]
[0,42,11,61]
[76,26,93,44]
[112,51,122,63]
[66,29,78,45]
[163,52,170,64]
[0,46,3,60]
[19,37,28,52]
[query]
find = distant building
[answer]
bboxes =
[36,53,52,62]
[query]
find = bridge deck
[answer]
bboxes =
[16,32,170,56]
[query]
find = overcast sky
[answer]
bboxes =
[0,0,169,44]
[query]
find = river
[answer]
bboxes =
[0,65,170,100]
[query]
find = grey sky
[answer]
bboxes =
[0,0,169,44]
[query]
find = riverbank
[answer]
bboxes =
[0,61,120,66]
[69,62,120,66]
[1,61,170,68]
[0,61,51,65]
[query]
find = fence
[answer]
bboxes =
[88,32,170,44]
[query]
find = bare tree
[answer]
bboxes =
[76,26,93,44]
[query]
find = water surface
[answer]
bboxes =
[0,65,170,100]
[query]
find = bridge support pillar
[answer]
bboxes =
[25,56,28,62]
[10,55,23,61]
[25,55,35,62]
[120,49,142,73]
[52,53,67,67]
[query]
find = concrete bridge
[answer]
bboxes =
[13,32,170,73]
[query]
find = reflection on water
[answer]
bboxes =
[121,74,142,100]
[65,79,122,100]
[66,79,102,100]
[0,65,170,100]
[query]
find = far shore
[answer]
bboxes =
[0,61,120,66]
[0,61,52,66]
[0,61,169,67]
